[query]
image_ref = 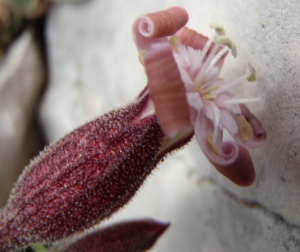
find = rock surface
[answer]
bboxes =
[40,0,300,251]
[0,28,45,207]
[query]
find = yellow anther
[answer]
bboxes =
[214,35,237,58]
[199,86,219,96]
[169,35,181,53]
[209,22,226,36]
[247,62,256,82]
[238,115,253,142]
[202,93,217,100]
[206,134,220,156]
[193,79,204,92]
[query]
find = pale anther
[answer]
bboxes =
[209,22,226,36]
[247,62,256,82]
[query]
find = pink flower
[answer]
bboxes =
[0,6,267,252]
[133,7,267,186]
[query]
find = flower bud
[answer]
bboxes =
[0,90,187,251]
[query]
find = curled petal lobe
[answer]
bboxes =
[144,44,191,138]
[137,7,188,38]
[133,6,188,52]
[195,111,255,186]
[211,142,255,187]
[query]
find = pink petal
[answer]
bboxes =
[219,109,239,136]
[213,142,256,186]
[195,110,223,157]
[195,111,255,186]
[176,27,228,68]
[186,92,203,111]
[176,27,209,50]
[144,45,191,138]
[133,7,188,52]
[233,104,267,148]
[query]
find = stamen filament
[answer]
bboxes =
[207,47,228,73]
[206,101,220,142]
[223,97,261,105]
[216,75,246,94]
[198,39,213,64]
[194,44,219,90]
[192,39,214,91]
[226,74,247,88]
[200,86,219,95]
[202,93,217,100]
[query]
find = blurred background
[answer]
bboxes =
[0,0,300,251]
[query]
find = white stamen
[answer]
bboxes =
[198,39,213,63]
[223,96,261,105]
[194,44,220,88]
[216,74,247,94]
[190,39,213,76]
[207,47,228,73]
[227,74,247,88]
[207,101,220,142]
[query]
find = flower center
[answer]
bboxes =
[198,85,218,100]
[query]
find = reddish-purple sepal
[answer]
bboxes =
[0,91,166,251]
[59,218,170,252]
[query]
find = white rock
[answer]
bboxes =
[42,0,300,251]
[0,28,45,207]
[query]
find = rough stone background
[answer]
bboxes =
[0,0,300,251]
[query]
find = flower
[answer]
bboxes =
[133,7,267,186]
[0,6,267,252]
